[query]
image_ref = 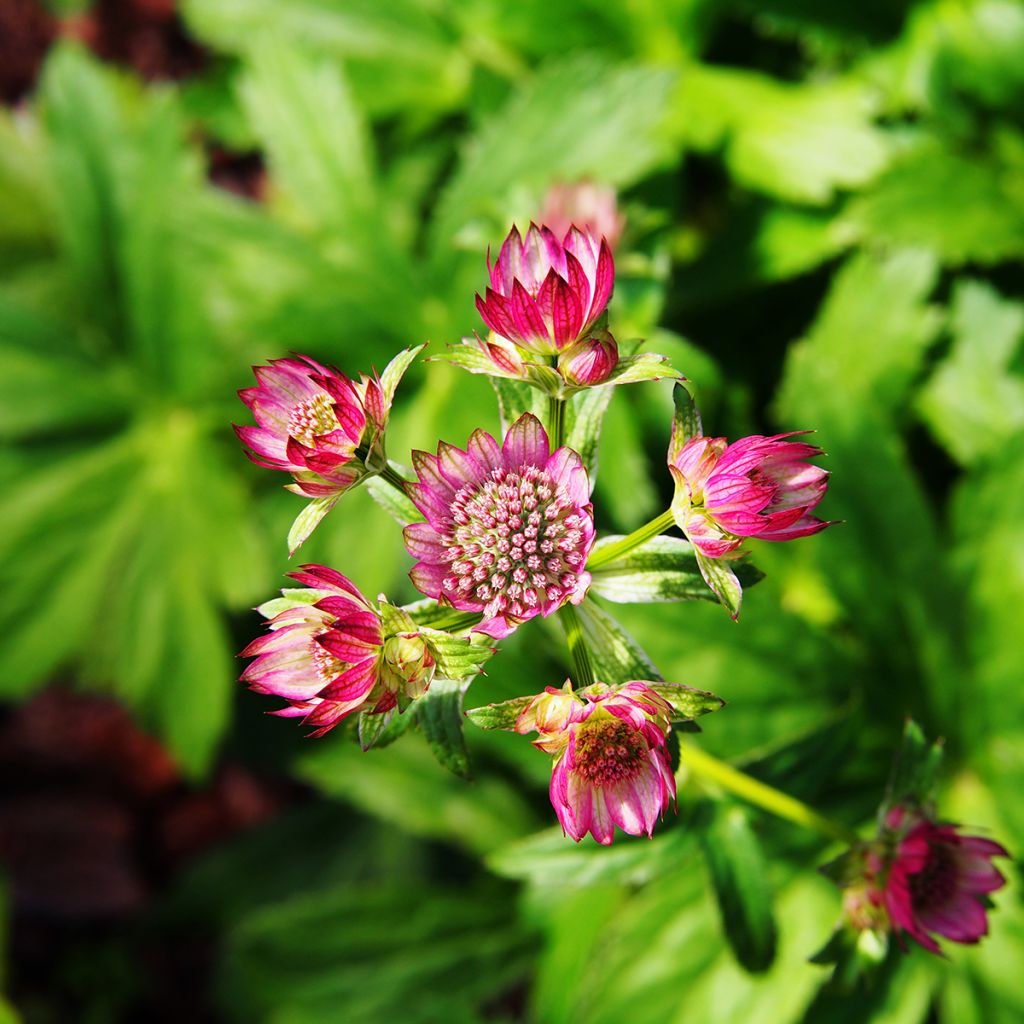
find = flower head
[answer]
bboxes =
[235,355,390,498]
[403,413,594,639]
[539,181,624,252]
[516,681,675,844]
[475,223,614,356]
[669,432,830,559]
[241,565,435,736]
[874,805,1009,954]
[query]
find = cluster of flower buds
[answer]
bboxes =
[235,195,840,846]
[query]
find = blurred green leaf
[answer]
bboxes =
[917,280,1024,466]
[885,719,944,811]
[414,677,473,778]
[699,803,779,973]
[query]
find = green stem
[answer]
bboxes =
[380,460,414,493]
[587,509,677,570]
[547,395,566,449]
[680,742,860,846]
[557,604,595,690]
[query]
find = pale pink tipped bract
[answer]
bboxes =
[878,805,1009,954]
[241,565,435,736]
[235,355,390,498]
[475,223,614,355]
[403,413,595,639]
[516,681,676,844]
[669,431,831,559]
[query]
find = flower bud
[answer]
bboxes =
[558,329,619,386]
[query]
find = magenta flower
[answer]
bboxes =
[235,355,390,498]
[241,565,435,737]
[403,413,595,639]
[516,681,676,844]
[539,181,625,252]
[877,806,1009,954]
[669,433,831,559]
[475,223,614,356]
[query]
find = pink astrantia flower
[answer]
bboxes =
[669,433,830,559]
[539,181,625,252]
[516,681,676,845]
[403,413,595,639]
[241,564,435,737]
[475,222,614,356]
[235,355,389,498]
[876,805,1009,954]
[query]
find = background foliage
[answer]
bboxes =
[0,0,1022,1020]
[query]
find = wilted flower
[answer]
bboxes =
[240,564,435,736]
[874,805,1009,954]
[516,681,676,844]
[404,413,595,638]
[669,432,830,559]
[475,222,614,356]
[235,355,390,498]
[539,181,625,252]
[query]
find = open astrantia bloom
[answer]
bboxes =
[516,681,676,844]
[475,222,614,356]
[669,432,831,559]
[240,565,435,736]
[876,805,1009,953]
[235,355,390,498]
[403,413,595,639]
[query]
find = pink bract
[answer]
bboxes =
[235,355,389,498]
[475,223,614,355]
[669,432,831,559]
[240,564,434,736]
[879,806,1009,954]
[403,413,595,639]
[516,681,676,845]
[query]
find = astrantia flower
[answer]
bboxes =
[516,681,676,844]
[539,181,624,252]
[475,222,614,356]
[876,805,1009,954]
[241,565,435,736]
[403,413,595,639]
[235,355,390,498]
[669,432,830,559]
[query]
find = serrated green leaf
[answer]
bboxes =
[669,381,702,461]
[287,494,339,556]
[378,343,425,409]
[648,682,725,722]
[589,534,764,604]
[465,695,535,732]
[364,473,424,525]
[420,628,494,680]
[593,351,684,389]
[885,718,944,811]
[699,803,779,974]
[415,678,472,778]
[357,707,413,751]
[378,601,419,637]
[574,600,661,685]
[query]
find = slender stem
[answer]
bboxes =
[587,509,677,570]
[547,395,566,449]
[379,460,414,493]
[557,604,595,690]
[680,742,860,846]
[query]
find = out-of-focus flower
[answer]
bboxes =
[539,181,625,251]
[240,565,435,736]
[404,413,594,639]
[516,681,675,844]
[475,223,614,356]
[874,805,1009,954]
[669,433,830,559]
[235,355,390,499]
[558,328,619,386]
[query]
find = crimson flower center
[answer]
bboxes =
[909,844,959,909]
[288,393,339,447]
[441,465,586,621]
[573,717,647,786]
